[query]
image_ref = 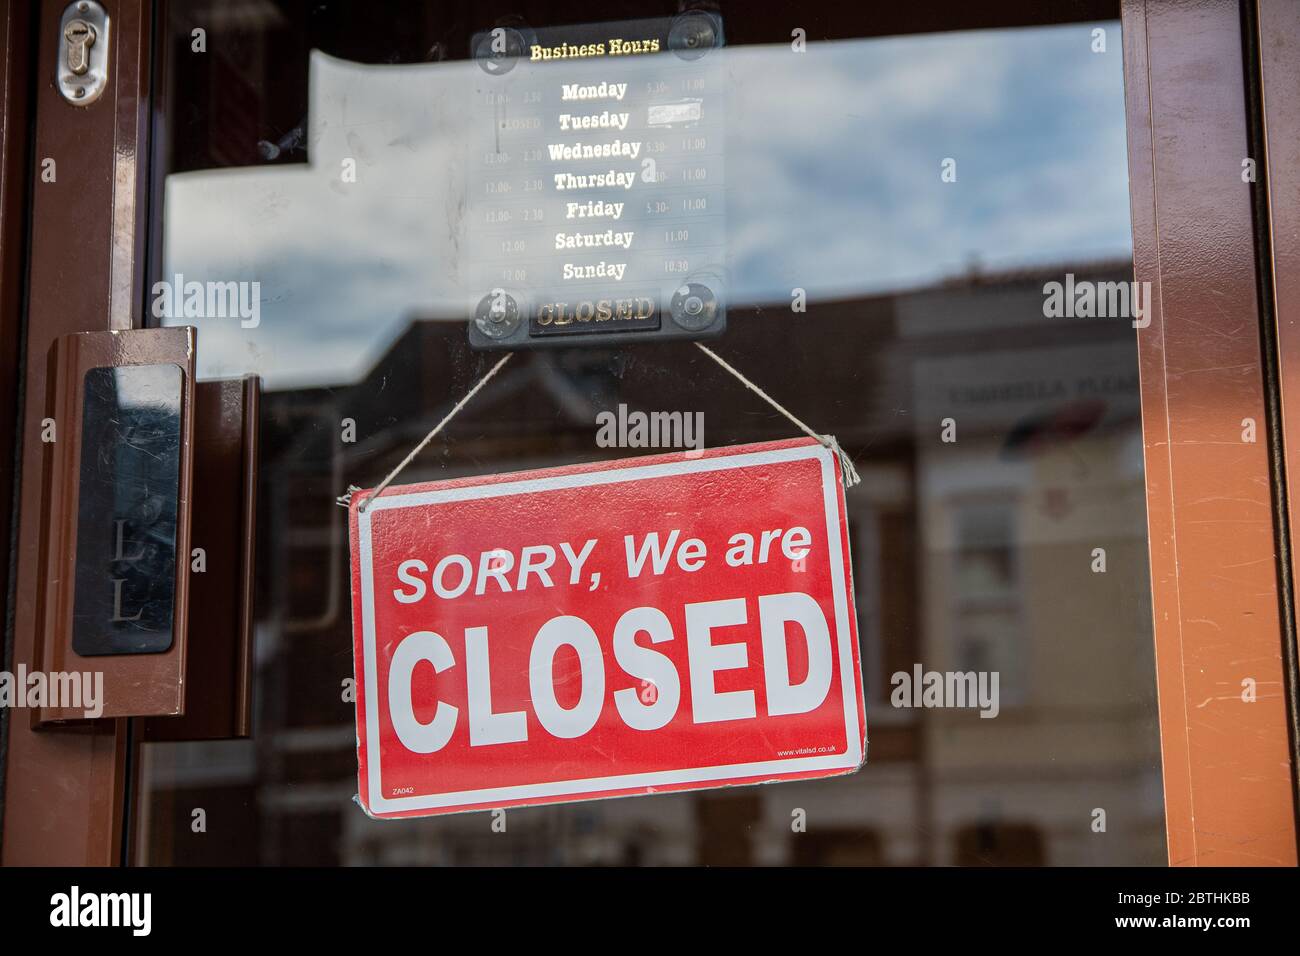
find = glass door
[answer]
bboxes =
[135,0,1165,866]
[3,0,1294,868]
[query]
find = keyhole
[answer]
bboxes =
[64,20,96,76]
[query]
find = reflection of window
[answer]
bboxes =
[956,633,992,674]
[696,794,761,866]
[792,828,884,866]
[953,504,1017,602]
[850,514,883,707]
[954,822,1045,866]
[852,504,918,725]
[951,501,1024,707]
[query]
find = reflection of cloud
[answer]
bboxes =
[163,20,1129,387]
[725,25,1131,297]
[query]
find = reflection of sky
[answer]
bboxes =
[163,21,1130,387]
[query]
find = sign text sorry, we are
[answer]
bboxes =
[348,438,866,818]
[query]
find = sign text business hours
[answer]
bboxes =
[467,15,725,345]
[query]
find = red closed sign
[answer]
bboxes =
[348,437,866,818]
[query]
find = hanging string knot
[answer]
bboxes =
[694,342,860,488]
[339,343,861,510]
[356,353,514,512]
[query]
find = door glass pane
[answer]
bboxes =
[138,1,1163,866]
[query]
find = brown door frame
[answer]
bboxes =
[2,0,1297,865]
[0,0,35,854]
[1254,0,1300,841]
[1122,0,1298,865]
[0,0,151,866]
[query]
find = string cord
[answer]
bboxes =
[339,341,860,510]
[693,342,861,487]
[351,352,514,512]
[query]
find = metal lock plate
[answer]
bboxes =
[58,1,110,105]
[35,327,197,724]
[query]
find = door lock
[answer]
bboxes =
[57,1,109,105]
[63,19,96,76]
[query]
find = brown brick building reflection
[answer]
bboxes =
[139,259,1163,866]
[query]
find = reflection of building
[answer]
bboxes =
[140,259,1163,866]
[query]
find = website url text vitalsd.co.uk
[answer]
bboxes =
[776,745,838,757]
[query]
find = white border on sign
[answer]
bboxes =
[357,443,861,814]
